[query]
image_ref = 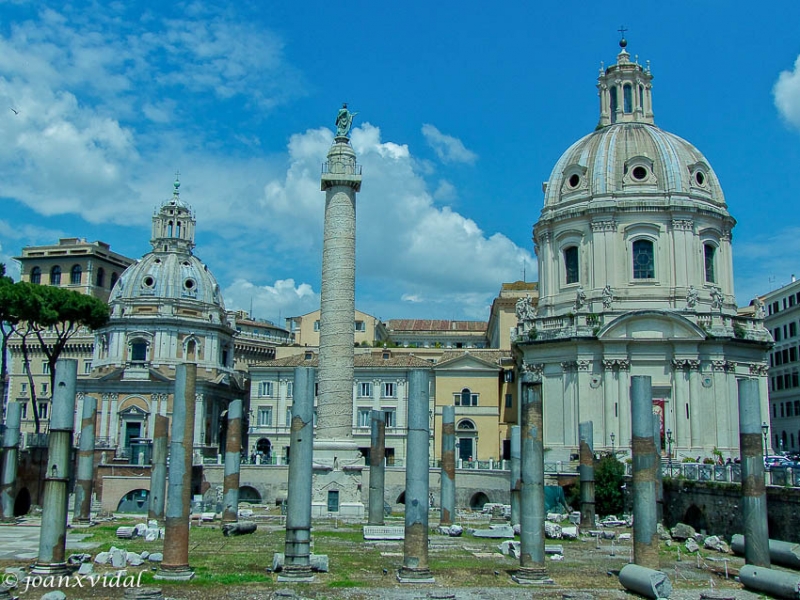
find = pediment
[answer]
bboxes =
[597,311,706,341]
[435,353,499,371]
[119,405,148,417]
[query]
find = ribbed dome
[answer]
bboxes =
[543,123,726,211]
[111,251,225,312]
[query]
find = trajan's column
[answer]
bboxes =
[317,104,362,466]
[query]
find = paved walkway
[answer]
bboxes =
[0,522,100,560]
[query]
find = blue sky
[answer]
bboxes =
[1,2,800,326]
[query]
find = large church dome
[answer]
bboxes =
[543,123,726,211]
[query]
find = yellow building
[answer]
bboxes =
[285,309,387,348]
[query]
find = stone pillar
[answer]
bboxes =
[155,363,197,581]
[280,367,315,582]
[398,369,434,583]
[631,376,658,569]
[578,421,595,530]
[440,405,456,527]
[73,396,97,523]
[148,415,168,522]
[514,380,551,584]
[738,378,770,567]
[367,410,386,526]
[32,359,77,575]
[222,399,242,523]
[316,127,362,465]
[0,402,22,521]
[509,425,521,527]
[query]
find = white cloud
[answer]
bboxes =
[774,55,800,130]
[222,278,318,323]
[421,124,478,165]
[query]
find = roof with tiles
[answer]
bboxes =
[385,319,487,333]
[257,351,434,369]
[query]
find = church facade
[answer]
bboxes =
[513,40,772,462]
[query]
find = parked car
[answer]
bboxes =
[764,455,793,471]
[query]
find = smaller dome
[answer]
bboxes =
[111,252,225,313]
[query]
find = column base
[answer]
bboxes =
[29,562,69,576]
[512,566,553,585]
[397,567,435,583]
[277,564,314,582]
[153,565,195,581]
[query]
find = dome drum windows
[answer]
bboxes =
[622,156,657,187]
[632,239,656,280]
[703,241,718,284]
[563,246,579,284]
[560,165,588,197]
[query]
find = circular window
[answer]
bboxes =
[143,276,155,288]
[695,171,705,186]
[154,258,161,264]
[568,174,580,188]
[184,279,195,290]
[182,261,191,267]
[632,166,648,181]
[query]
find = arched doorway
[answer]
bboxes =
[117,489,150,513]
[457,419,477,462]
[239,486,262,504]
[257,438,272,462]
[469,491,490,511]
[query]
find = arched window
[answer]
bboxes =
[610,87,618,123]
[632,239,655,279]
[167,221,173,237]
[564,246,579,284]
[457,419,476,430]
[96,267,105,288]
[110,272,119,290]
[50,266,62,285]
[30,267,41,284]
[639,85,644,109]
[455,388,478,407]
[186,339,196,360]
[623,84,633,113]
[176,221,182,238]
[704,244,716,283]
[70,264,82,285]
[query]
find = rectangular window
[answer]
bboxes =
[786,374,793,389]
[773,403,778,418]
[782,403,786,417]
[286,382,293,398]
[384,409,396,428]
[791,296,797,307]
[38,402,48,419]
[257,407,273,427]
[354,320,366,331]
[564,246,579,284]
[285,407,292,425]
[358,382,372,398]
[42,361,50,374]
[313,320,320,331]
[791,347,798,362]
[84,361,92,374]
[257,381,274,397]
[20,383,27,394]
[775,328,782,342]
[505,393,513,408]
[789,403,794,417]
[382,382,396,398]
[357,408,371,428]
[632,239,655,279]
[704,244,716,283]
[20,403,27,419]
[795,400,800,415]
[42,383,48,395]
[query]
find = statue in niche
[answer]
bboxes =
[602,284,614,309]
[686,285,699,309]
[335,103,358,138]
[710,287,723,311]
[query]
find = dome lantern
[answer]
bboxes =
[597,36,654,128]
[150,175,196,254]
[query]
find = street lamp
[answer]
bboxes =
[610,432,616,457]
[666,429,673,469]
[761,422,769,458]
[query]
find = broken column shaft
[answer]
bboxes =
[155,363,197,581]
[440,405,456,527]
[148,415,168,521]
[32,359,78,575]
[73,396,97,523]
[738,377,770,567]
[281,366,315,581]
[398,369,434,583]
[578,421,595,530]
[367,409,386,526]
[0,402,21,521]
[222,399,242,524]
[515,380,550,584]
[631,375,659,569]
[510,425,521,527]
